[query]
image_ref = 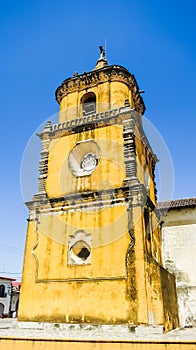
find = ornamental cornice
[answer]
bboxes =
[26,186,127,216]
[55,65,146,115]
[38,107,157,163]
[26,183,151,217]
[38,106,136,139]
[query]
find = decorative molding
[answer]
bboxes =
[68,230,92,266]
[123,118,138,185]
[38,109,157,167]
[26,183,151,218]
[55,65,146,115]
[68,140,100,177]
[26,186,125,210]
[38,107,133,139]
[151,159,158,202]
[31,209,40,282]
[35,121,51,197]
[35,276,127,283]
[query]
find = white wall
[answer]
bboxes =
[0,280,12,316]
[162,207,196,327]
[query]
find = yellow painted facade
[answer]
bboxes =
[18,56,179,331]
[46,125,126,197]
[59,80,131,122]
[19,207,131,323]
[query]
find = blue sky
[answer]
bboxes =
[0,0,196,279]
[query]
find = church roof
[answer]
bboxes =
[158,197,196,210]
[0,276,15,281]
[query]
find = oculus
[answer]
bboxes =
[68,230,92,266]
[68,140,100,177]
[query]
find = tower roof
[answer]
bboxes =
[55,64,146,115]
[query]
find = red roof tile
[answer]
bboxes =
[157,198,196,210]
[12,281,21,287]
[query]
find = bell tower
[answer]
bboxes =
[19,48,179,331]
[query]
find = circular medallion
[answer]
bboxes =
[68,140,100,177]
[81,153,97,172]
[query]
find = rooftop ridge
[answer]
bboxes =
[157,197,196,209]
[0,276,16,281]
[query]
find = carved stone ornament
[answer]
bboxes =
[81,153,98,172]
[55,65,146,115]
[68,230,92,266]
[68,140,100,177]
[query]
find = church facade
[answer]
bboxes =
[18,50,179,332]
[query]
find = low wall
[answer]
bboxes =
[0,337,195,350]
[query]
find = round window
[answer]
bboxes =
[71,240,91,261]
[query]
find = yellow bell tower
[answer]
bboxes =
[19,48,179,332]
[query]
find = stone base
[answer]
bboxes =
[13,321,164,336]
[0,319,196,345]
[0,320,196,350]
[14,321,131,333]
[14,320,164,335]
[134,325,164,335]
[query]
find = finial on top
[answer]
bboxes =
[94,45,108,70]
[99,45,105,59]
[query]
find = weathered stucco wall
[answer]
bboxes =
[19,203,178,330]
[144,256,179,332]
[18,206,133,323]
[162,206,196,327]
[46,125,126,198]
